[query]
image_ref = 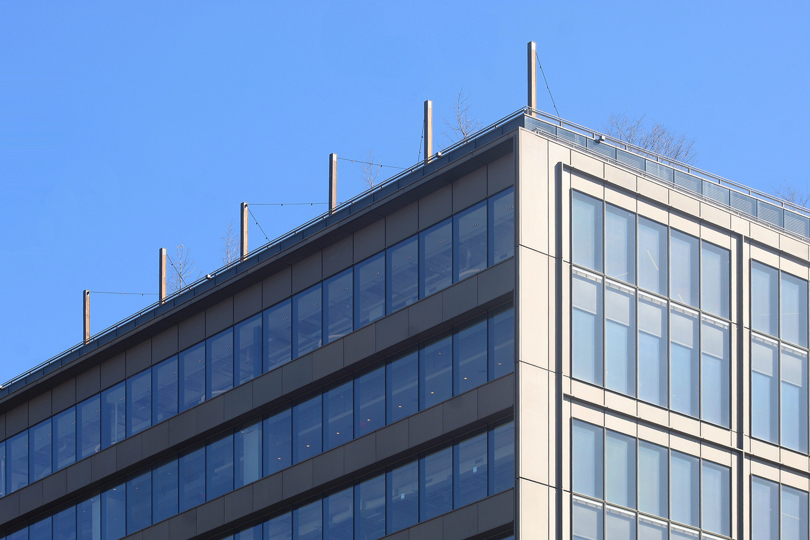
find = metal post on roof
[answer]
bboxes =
[329,153,338,213]
[83,290,90,343]
[424,100,433,164]
[240,202,249,260]
[159,248,167,304]
[528,41,537,115]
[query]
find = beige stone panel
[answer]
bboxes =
[604,391,636,418]
[559,161,572,262]
[518,247,549,370]
[781,470,810,492]
[637,200,669,225]
[518,132,549,254]
[700,225,732,249]
[750,438,780,463]
[604,414,637,438]
[570,170,603,200]
[669,412,701,436]
[562,400,572,492]
[743,434,751,453]
[518,479,549,540]
[637,401,669,428]
[604,164,636,192]
[669,433,700,456]
[701,422,732,448]
[571,401,604,426]
[548,372,558,487]
[780,448,810,471]
[750,244,779,267]
[548,486,559,540]
[669,213,700,237]
[780,234,810,260]
[741,242,751,329]
[750,460,780,482]
[519,362,549,484]
[636,177,669,206]
[669,190,701,217]
[562,375,572,395]
[604,188,636,213]
[701,444,732,466]
[571,151,604,179]
[751,223,780,248]
[547,259,559,373]
[701,203,732,230]
[730,214,751,236]
[638,423,669,446]
[780,256,807,279]
[561,491,571,540]
[570,380,604,407]
[561,262,571,376]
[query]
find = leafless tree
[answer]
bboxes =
[443,88,482,144]
[604,113,697,165]
[221,220,239,266]
[167,244,199,293]
[361,150,381,189]
[773,179,810,208]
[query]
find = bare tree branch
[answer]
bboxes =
[221,220,239,266]
[443,88,482,144]
[605,113,697,165]
[167,244,199,293]
[360,150,381,189]
[773,179,810,208]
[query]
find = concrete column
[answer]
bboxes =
[240,202,249,260]
[159,248,167,303]
[83,290,90,343]
[424,100,433,163]
[528,41,537,114]
[329,153,337,213]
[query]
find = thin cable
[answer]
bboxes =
[249,202,328,206]
[536,54,560,118]
[166,257,187,288]
[248,207,270,242]
[337,157,405,170]
[417,123,424,162]
[88,291,157,296]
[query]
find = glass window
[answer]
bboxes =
[207,433,234,500]
[324,269,353,344]
[605,281,636,397]
[53,505,76,540]
[752,334,779,444]
[454,201,487,282]
[293,396,322,463]
[605,505,636,540]
[605,430,635,509]
[324,382,353,451]
[572,496,603,540]
[294,500,322,540]
[638,293,668,408]
[671,306,699,418]
[265,299,292,371]
[489,421,514,495]
[638,441,667,518]
[489,187,514,265]
[264,408,292,477]
[207,328,234,399]
[152,355,178,425]
[572,420,603,499]
[454,432,487,508]
[701,242,730,319]
[782,484,808,540]
[77,494,101,540]
[324,487,352,540]
[152,458,178,523]
[355,367,385,438]
[454,318,487,395]
[386,236,418,314]
[127,470,151,534]
[101,483,126,540]
[77,395,101,461]
[489,306,514,379]
[781,345,808,452]
[235,313,263,385]
[752,262,779,337]
[638,217,667,296]
[606,204,635,284]
[30,516,52,540]
[8,430,28,493]
[126,369,152,437]
[751,479,779,540]
[101,382,125,449]
[236,525,262,540]
[235,420,262,489]
[387,461,418,533]
[701,461,730,536]
[419,335,452,409]
[179,342,205,412]
[179,445,206,512]
[355,475,385,540]
[294,284,322,358]
[669,524,699,540]
[782,273,808,348]
[265,512,292,540]
[670,451,699,528]
[420,218,452,298]
[7,526,29,540]
[386,352,418,424]
[30,419,52,482]
[702,317,730,427]
[0,441,5,498]
[669,231,699,308]
[355,252,385,328]
[572,191,603,272]
[420,447,452,521]
[572,269,603,386]
[638,516,668,540]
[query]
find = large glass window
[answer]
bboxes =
[324,488,353,540]
[752,262,779,337]
[572,191,603,272]
[293,284,322,358]
[152,355,178,425]
[53,506,76,540]
[454,201,487,282]
[235,313,262,385]
[179,445,205,512]
[263,408,292,477]
[782,273,808,348]
[638,293,668,407]
[605,281,636,397]
[701,242,730,319]
[126,369,152,437]
[454,318,487,395]
[295,499,322,540]
[701,461,730,536]
[179,342,205,412]
[638,217,667,296]
[152,458,178,523]
[29,420,51,484]
[419,335,452,409]
[572,420,603,499]
[701,316,730,428]
[355,367,385,438]
[293,395,322,464]
[355,252,385,328]
[53,406,76,472]
[419,218,452,298]
[355,475,385,540]
[488,187,514,265]
[264,299,292,371]
[387,461,418,534]
[638,441,668,518]
[573,496,604,540]
[386,237,418,314]
[207,433,234,500]
[454,432,487,508]
[324,269,353,344]
[386,352,418,424]
[670,231,699,308]
[606,505,636,540]
[606,205,635,284]
[782,484,809,540]
[752,477,779,540]
[101,483,126,540]
[324,382,353,451]
[489,305,515,379]
[101,382,125,449]
[420,447,452,521]
[670,451,699,528]
[489,421,514,495]
[207,328,234,400]
[572,269,603,386]
[781,345,808,453]
[605,430,635,509]
[127,470,151,534]
[752,335,779,444]
[235,420,262,489]
[77,395,101,460]
[671,306,699,418]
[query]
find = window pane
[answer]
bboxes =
[152,458,178,523]
[152,356,178,425]
[572,420,603,499]
[77,494,101,540]
[669,525,699,540]
[638,217,667,296]
[30,419,52,482]
[702,317,730,427]
[782,273,808,348]
[324,382,353,451]
[101,483,126,540]
[324,269,353,344]
[605,282,635,397]
[419,335,452,409]
[355,368,385,438]
[324,487,352,540]
[489,421,515,495]
[236,525,262,540]
[294,284,322,358]
[294,500,322,540]
[638,293,668,407]
[101,382,125,449]
[0,441,6,498]
[386,352,418,424]
[235,420,262,489]
[671,306,699,418]
[670,231,699,307]
[263,408,292,477]
[179,342,206,412]
[387,461,418,533]
[127,470,151,534]
[265,299,292,371]
[77,395,101,460]
[752,262,779,337]
[638,516,667,540]
[454,201,487,282]
[489,305,515,379]
[8,430,28,493]
[30,516,52,540]
[179,445,206,512]
[355,253,385,328]
[207,328,234,399]
[605,430,635,509]
[605,506,636,540]
[420,218,452,298]
[752,477,779,540]
[386,236,418,314]
[265,512,292,540]
[489,187,515,265]
[752,335,779,443]
[54,407,77,471]
[781,345,808,452]
[235,313,263,385]
[572,191,603,272]
[126,369,152,437]
[293,396,322,463]
[782,485,808,540]
[207,433,234,500]
[454,318,487,395]
[454,432,488,507]
[54,505,76,540]
[420,447,452,521]
[573,269,603,386]
[572,496,603,540]
[638,441,667,518]
[701,242,730,319]
[670,451,699,528]
[355,475,385,540]
[701,461,730,536]
[606,205,635,284]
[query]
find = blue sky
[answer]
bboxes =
[1,1,809,384]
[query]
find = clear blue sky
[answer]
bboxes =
[2,1,808,384]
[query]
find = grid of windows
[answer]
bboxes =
[571,192,732,428]
[751,476,809,540]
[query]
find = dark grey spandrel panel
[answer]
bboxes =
[168,409,197,447]
[206,297,234,337]
[343,324,376,367]
[151,326,178,364]
[116,433,144,470]
[224,485,254,524]
[441,389,479,433]
[41,469,67,505]
[407,517,442,540]
[325,206,351,226]
[252,474,283,513]
[78,340,98,357]
[375,419,409,461]
[282,354,313,395]
[195,398,225,434]
[407,293,443,337]
[477,490,514,533]
[343,434,376,474]
[302,220,326,240]
[442,276,480,322]
[126,532,144,540]
[443,502,478,540]
[169,509,198,540]
[223,383,253,422]
[173,290,194,307]
[27,390,51,425]
[100,353,126,390]
[18,482,43,516]
[178,311,205,351]
[452,167,487,214]
[141,520,169,540]
[97,331,117,347]
[0,491,20,527]
[422,156,448,176]
[385,202,418,247]
[234,256,259,274]
[281,460,313,499]
[312,340,344,380]
[407,404,442,449]
[134,311,155,328]
[66,457,91,493]
[292,252,323,294]
[0,414,6,441]
[252,368,283,409]
[234,282,263,324]
[487,153,515,196]
[374,182,399,202]
[76,365,100,401]
[142,420,170,458]
[397,170,424,190]
[322,235,354,278]
[418,184,453,230]
[375,309,409,353]
[311,446,345,486]
[257,244,280,262]
[196,497,225,536]
[153,300,174,317]
[43,362,61,376]
[90,448,116,482]
[477,259,514,306]
[126,340,152,377]
[477,374,514,419]
[353,220,386,263]
[384,529,410,540]
[5,403,28,437]
[262,267,292,309]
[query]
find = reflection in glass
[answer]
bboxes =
[386,352,418,424]
[605,430,635,509]
[324,488,352,540]
[606,205,635,284]
[324,382,353,451]
[454,432,487,508]
[489,421,515,495]
[605,282,635,397]
[781,273,808,347]
[638,441,667,518]
[152,356,178,425]
[752,262,779,337]
[781,345,808,452]
[293,396,322,464]
[701,461,730,536]
[235,313,263,385]
[702,317,730,427]
[294,500,322,540]
[179,445,205,512]
[701,242,730,319]
[638,294,668,407]
[263,409,292,477]
[127,369,152,437]
[573,496,603,540]
[454,201,487,282]
[420,446,452,521]
[293,284,322,358]
[387,461,419,533]
[752,334,779,443]
[323,269,353,345]
[29,419,51,482]
[179,342,205,412]
[752,476,778,540]
[638,217,667,296]
[127,470,151,534]
[153,458,178,523]
[454,318,487,395]
[386,237,418,314]
[420,219,453,298]
[101,483,126,540]
[670,231,699,308]
[489,187,514,265]
[573,420,603,499]
[235,421,262,489]
[419,336,452,409]
[573,269,603,386]
[264,299,292,371]
[671,306,699,418]
[638,516,667,540]
[54,407,77,471]
[489,305,515,379]
[670,451,699,528]
[355,475,385,540]
[207,433,234,500]
[355,368,385,438]
[605,505,636,540]
[77,395,101,461]
[206,328,234,399]
[782,484,809,540]
[101,382,125,449]
[355,253,385,328]
[572,192,603,272]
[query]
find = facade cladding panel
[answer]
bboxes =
[1,116,810,540]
